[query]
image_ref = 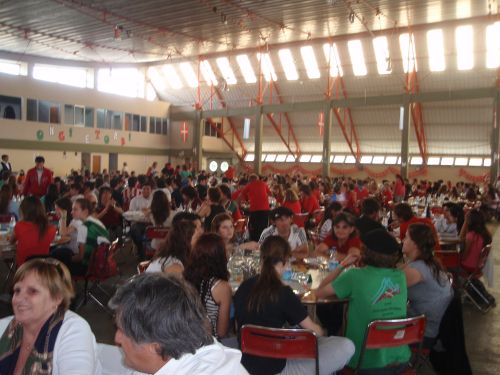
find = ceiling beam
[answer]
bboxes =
[205,118,245,164]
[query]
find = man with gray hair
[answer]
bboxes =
[109,273,248,375]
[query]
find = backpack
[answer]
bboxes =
[88,241,118,279]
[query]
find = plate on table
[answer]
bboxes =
[303,257,326,268]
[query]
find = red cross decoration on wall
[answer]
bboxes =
[317,113,324,136]
[181,122,189,143]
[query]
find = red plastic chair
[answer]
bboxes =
[144,226,169,258]
[240,324,319,375]
[345,315,426,374]
[293,213,310,228]
[434,249,461,270]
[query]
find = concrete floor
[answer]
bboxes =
[1,230,499,374]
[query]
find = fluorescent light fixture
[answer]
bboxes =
[468,157,482,166]
[0,61,20,75]
[257,53,277,82]
[261,154,267,161]
[345,155,356,164]
[484,158,492,167]
[399,33,418,73]
[441,157,454,166]
[300,46,321,79]
[200,60,218,86]
[372,37,392,74]
[427,29,446,71]
[265,154,277,162]
[333,155,345,163]
[216,57,237,84]
[286,154,296,162]
[146,83,157,101]
[275,154,287,162]
[162,65,183,89]
[360,155,373,164]
[244,153,255,162]
[311,155,323,163]
[236,54,257,83]
[278,49,299,80]
[454,157,468,166]
[347,40,367,76]
[427,157,440,165]
[299,154,312,162]
[372,156,385,164]
[410,156,423,165]
[486,23,500,69]
[384,156,398,165]
[456,25,474,70]
[147,67,166,91]
[179,62,199,88]
[323,43,343,77]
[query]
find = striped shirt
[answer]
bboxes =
[258,224,308,251]
[201,277,221,338]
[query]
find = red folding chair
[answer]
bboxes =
[344,315,426,375]
[293,213,310,228]
[240,324,319,375]
[144,226,169,258]
[434,249,461,270]
[461,244,493,312]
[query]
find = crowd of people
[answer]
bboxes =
[0,155,496,374]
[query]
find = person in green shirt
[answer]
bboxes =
[315,228,411,374]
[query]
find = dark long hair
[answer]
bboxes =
[183,233,229,302]
[19,196,49,240]
[0,185,11,215]
[151,190,170,225]
[408,223,447,284]
[155,220,195,265]
[330,212,357,240]
[44,183,59,213]
[55,197,72,226]
[467,209,492,246]
[247,236,291,313]
[320,202,342,227]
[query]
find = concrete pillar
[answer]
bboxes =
[322,104,332,178]
[193,110,203,171]
[400,102,411,179]
[254,106,264,175]
[490,93,500,183]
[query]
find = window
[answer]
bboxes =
[147,67,166,91]
[372,37,392,75]
[209,161,218,172]
[236,55,257,83]
[149,117,168,135]
[300,46,321,79]
[27,99,60,123]
[0,95,21,120]
[454,157,468,166]
[427,29,446,72]
[215,58,237,85]
[244,154,255,162]
[204,121,222,137]
[427,157,440,165]
[410,156,423,165]
[98,68,145,97]
[256,53,277,82]
[456,25,473,70]
[345,155,356,164]
[285,154,295,162]
[97,109,122,129]
[220,161,229,172]
[348,40,367,76]
[146,83,157,101]
[323,43,343,77]
[333,155,345,163]
[311,155,322,163]
[34,64,93,89]
[261,154,267,161]
[440,157,454,166]
[64,104,93,127]
[265,154,277,162]
[275,154,287,162]
[484,158,492,167]
[360,155,373,164]
[278,49,299,80]
[0,59,27,76]
[400,33,418,73]
[200,60,218,86]
[372,156,385,164]
[469,158,483,167]
[486,23,500,69]
[384,156,398,165]
[179,62,198,88]
[299,154,312,162]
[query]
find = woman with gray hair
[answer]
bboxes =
[109,273,248,375]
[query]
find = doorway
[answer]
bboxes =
[81,152,91,173]
[92,155,101,174]
[109,153,118,173]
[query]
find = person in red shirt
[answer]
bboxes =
[310,180,321,203]
[393,203,440,250]
[393,174,406,203]
[299,185,320,214]
[10,196,56,265]
[238,174,271,241]
[282,189,301,214]
[22,156,53,198]
[356,180,370,202]
[315,212,361,262]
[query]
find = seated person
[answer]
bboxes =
[282,188,301,215]
[402,223,453,348]
[148,190,171,251]
[95,186,123,243]
[197,187,225,232]
[315,212,361,262]
[211,213,259,258]
[109,273,247,374]
[11,196,56,266]
[355,198,384,236]
[393,203,441,250]
[219,184,243,221]
[434,202,463,236]
[234,236,354,375]
[318,202,342,241]
[459,209,492,273]
[127,183,153,261]
[315,229,411,373]
[259,207,309,259]
[0,258,100,374]
[300,185,320,214]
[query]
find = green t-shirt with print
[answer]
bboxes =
[333,266,410,370]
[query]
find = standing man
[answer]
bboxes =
[127,182,153,260]
[0,155,11,174]
[22,156,52,198]
[147,161,158,177]
[239,174,271,241]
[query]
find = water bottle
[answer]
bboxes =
[328,247,339,271]
[8,215,16,237]
[282,262,292,281]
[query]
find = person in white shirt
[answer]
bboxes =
[433,202,463,236]
[109,273,248,375]
[128,183,153,260]
[259,207,308,259]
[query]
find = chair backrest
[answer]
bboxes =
[145,226,169,239]
[293,213,310,228]
[0,214,12,224]
[312,208,324,224]
[234,218,247,233]
[474,244,492,276]
[357,315,426,372]
[87,240,119,279]
[240,324,318,364]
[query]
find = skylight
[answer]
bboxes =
[97,68,143,97]
[299,154,312,163]
[372,37,392,74]
[427,29,446,72]
[440,157,454,166]
[179,62,199,88]
[399,33,418,73]
[347,40,367,76]
[300,46,321,79]
[468,158,482,167]
[285,154,296,162]
[384,156,398,165]
[345,155,356,164]
[311,155,323,163]
[275,154,287,162]
[146,83,157,101]
[456,25,474,70]
[333,155,345,163]
[257,53,277,82]
[486,23,500,69]
[200,60,218,86]
[265,154,277,162]
[372,156,385,164]
[162,65,183,89]
[147,67,166,91]
[427,157,440,165]
[236,55,257,83]
[216,57,237,85]
[323,43,343,77]
[244,153,255,162]
[278,49,299,80]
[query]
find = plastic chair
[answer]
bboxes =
[348,315,426,374]
[143,226,169,258]
[312,208,325,225]
[293,213,310,228]
[462,244,493,312]
[240,324,319,375]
